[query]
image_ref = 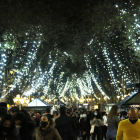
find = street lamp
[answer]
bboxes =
[80,97,85,103]
[104,97,107,101]
[13,94,30,107]
[117,95,120,99]
[124,95,127,98]
[45,99,51,103]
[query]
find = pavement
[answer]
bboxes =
[77,136,92,140]
[77,136,105,140]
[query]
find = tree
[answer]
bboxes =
[0,0,140,102]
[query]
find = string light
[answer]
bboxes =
[1,1,140,101]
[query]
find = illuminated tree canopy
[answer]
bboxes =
[0,0,140,103]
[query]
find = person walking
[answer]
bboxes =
[31,113,36,121]
[53,111,58,122]
[79,111,91,140]
[106,105,119,140]
[71,113,79,139]
[35,111,41,127]
[102,112,107,140]
[34,114,62,140]
[13,112,35,140]
[0,102,7,121]
[55,106,76,140]
[10,106,19,116]
[0,114,20,140]
[117,107,140,140]
[90,109,103,140]
[44,107,53,118]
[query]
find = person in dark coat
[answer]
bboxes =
[90,110,103,140]
[34,114,62,140]
[20,109,32,121]
[101,112,107,140]
[43,107,53,118]
[0,102,7,121]
[79,111,91,140]
[13,112,35,140]
[35,111,41,127]
[0,114,20,140]
[10,106,19,116]
[55,106,76,140]
[71,113,79,138]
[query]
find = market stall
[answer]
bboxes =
[22,98,52,111]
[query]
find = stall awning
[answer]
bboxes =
[28,98,52,107]
[116,90,139,107]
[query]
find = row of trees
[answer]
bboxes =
[0,0,140,102]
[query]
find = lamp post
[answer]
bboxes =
[79,96,85,103]
[117,95,120,102]
[45,98,51,103]
[13,94,30,110]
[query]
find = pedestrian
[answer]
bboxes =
[55,106,76,140]
[0,114,20,140]
[90,109,103,140]
[71,113,79,139]
[106,105,119,140]
[0,102,7,121]
[79,111,91,140]
[10,106,19,115]
[102,112,107,140]
[31,113,36,121]
[53,111,58,122]
[117,107,140,140]
[13,112,35,140]
[20,109,32,121]
[34,114,62,140]
[44,107,53,118]
[35,111,41,127]
[77,113,83,139]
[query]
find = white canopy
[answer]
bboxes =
[28,98,51,107]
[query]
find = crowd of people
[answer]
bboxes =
[0,101,139,140]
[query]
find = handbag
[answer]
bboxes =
[90,125,95,134]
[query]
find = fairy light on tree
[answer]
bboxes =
[102,47,120,94]
[1,0,140,102]
[1,41,41,99]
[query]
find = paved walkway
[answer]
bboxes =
[77,136,105,140]
[77,136,92,140]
